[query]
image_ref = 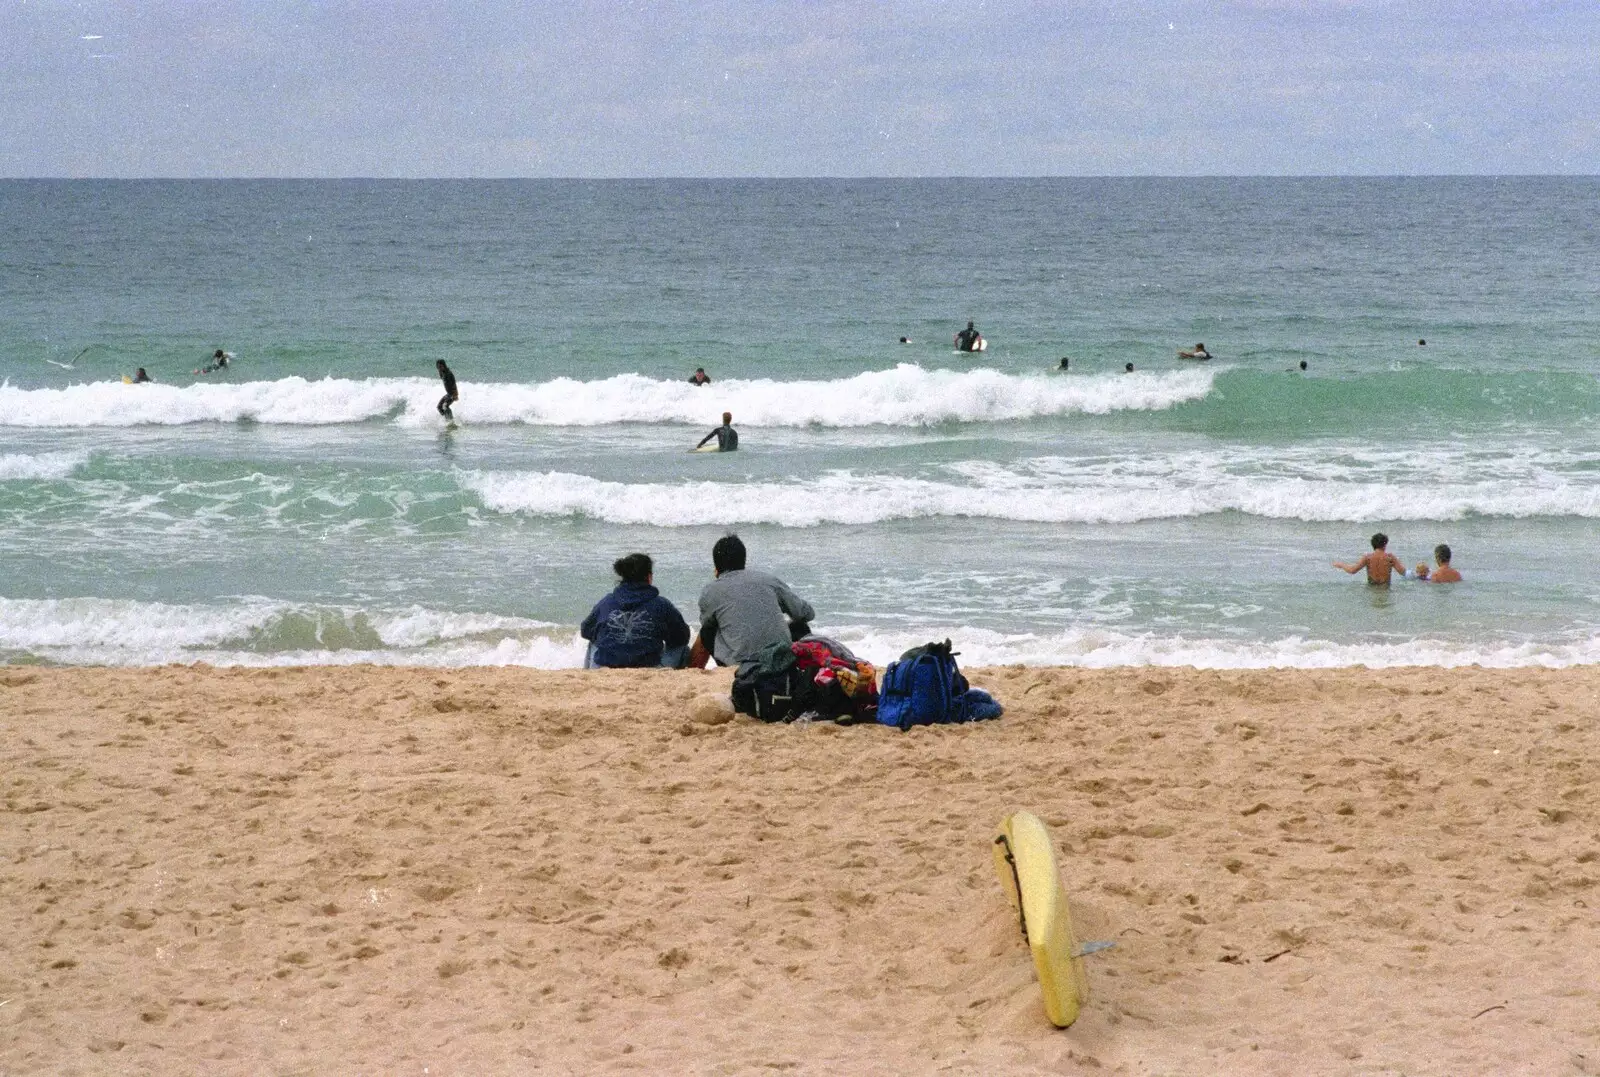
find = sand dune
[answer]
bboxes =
[2,664,1597,1075]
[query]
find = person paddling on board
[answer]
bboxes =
[955,321,983,352]
[689,367,711,386]
[1177,342,1211,360]
[195,349,232,374]
[436,359,459,420]
[696,412,739,452]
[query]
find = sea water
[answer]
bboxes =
[1,178,1597,669]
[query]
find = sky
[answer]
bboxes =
[2,0,1596,177]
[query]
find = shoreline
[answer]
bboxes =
[4,663,1597,1075]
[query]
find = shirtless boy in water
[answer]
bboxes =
[1334,532,1406,585]
[1419,543,1462,583]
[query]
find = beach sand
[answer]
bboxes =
[2,663,1597,1076]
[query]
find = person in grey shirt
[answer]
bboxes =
[689,534,813,671]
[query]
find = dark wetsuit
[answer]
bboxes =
[437,363,459,418]
[689,372,711,386]
[697,424,738,452]
[956,326,981,351]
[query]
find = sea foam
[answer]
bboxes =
[3,596,1597,670]
[0,366,1213,428]
[0,450,88,480]
[464,461,1600,527]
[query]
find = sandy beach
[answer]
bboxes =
[2,663,1596,1076]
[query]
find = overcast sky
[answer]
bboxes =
[2,1,1595,177]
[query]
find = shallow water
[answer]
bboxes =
[2,178,1597,667]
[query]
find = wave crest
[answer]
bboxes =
[0,366,1213,428]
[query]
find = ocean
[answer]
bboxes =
[2,177,1597,669]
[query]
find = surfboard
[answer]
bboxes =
[122,375,133,384]
[689,443,721,453]
[993,810,1089,1027]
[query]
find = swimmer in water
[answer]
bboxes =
[689,367,711,386]
[1177,343,1211,360]
[1124,362,1134,373]
[696,412,739,452]
[1059,357,1070,370]
[1420,544,1462,583]
[1334,532,1406,585]
[195,349,232,374]
[132,367,151,383]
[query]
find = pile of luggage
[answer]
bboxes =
[732,637,1003,729]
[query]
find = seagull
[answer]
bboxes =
[45,346,94,369]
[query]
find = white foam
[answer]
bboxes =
[4,597,1598,671]
[0,450,88,480]
[0,377,420,428]
[0,366,1213,428]
[824,625,1600,671]
[464,459,1600,527]
[0,597,579,668]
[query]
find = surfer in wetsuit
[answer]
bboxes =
[196,349,232,374]
[689,367,711,386]
[436,359,459,420]
[1177,343,1211,360]
[132,367,151,383]
[955,321,983,352]
[696,412,739,452]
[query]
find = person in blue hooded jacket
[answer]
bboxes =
[580,552,692,668]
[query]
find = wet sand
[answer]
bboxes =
[2,663,1597,1075]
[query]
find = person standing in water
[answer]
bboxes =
[955,321,983,352]
[1417,544,1462,583]
[1334,532,1406,585]
[436,360,459,420]
[696,412,739,452]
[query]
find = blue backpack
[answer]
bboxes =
[877,640,1002,729]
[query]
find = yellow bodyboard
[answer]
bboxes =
[993,810,1089,1027]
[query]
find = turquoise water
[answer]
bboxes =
[2,178,1598,667]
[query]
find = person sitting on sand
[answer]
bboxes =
[688,534,814,672]
[581,553,692,669]
[1420,544,1462,583]
[696,412,739,452]
[689,367,711,386]
[1334,532,1406,586]
[1177,343,1211,360]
